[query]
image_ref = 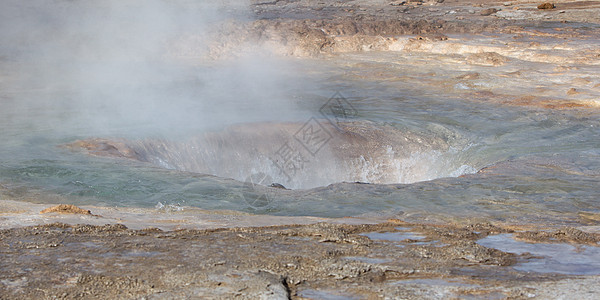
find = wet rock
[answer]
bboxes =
[516,97,591,109]
[579,212,600,223]
[451,241,516,266]
[456,72,480,80]
[466,52,507,66]
[291,223,372,245]
[415,34,448,41]
[75,274,152,296]
[515,227,600,245]
[480,8,499,16]
[64,139,141,160]
[571,77,591,85]
[40,204,93,215]
[554,65,578,72]
[389,1,406,6]
[72,223,129,234]
[537,3,555,9]
[270,183,288,189]
[256,270,290,300]
[567,88,579,95]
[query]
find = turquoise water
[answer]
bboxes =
[2,52,600,226]
[2,2,600,225]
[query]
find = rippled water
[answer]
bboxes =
[478,234,600,275]
[2,8,600,225]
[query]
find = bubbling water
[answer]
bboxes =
[67,120,477,189]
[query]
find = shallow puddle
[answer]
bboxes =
[342,256,390,264]
[392,278,478,288]
[360,227,426,242]
[298,289,358,300]
[477,233,600,275]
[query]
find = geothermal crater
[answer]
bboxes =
[67,121,473,189]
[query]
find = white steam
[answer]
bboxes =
[0,0,308,138]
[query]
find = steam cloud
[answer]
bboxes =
[0,0,309,138]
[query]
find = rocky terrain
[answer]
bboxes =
[2,204,600,299]
[2,0,600,299]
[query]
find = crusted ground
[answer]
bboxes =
[3,0,600,299]
[2,220,598,299]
